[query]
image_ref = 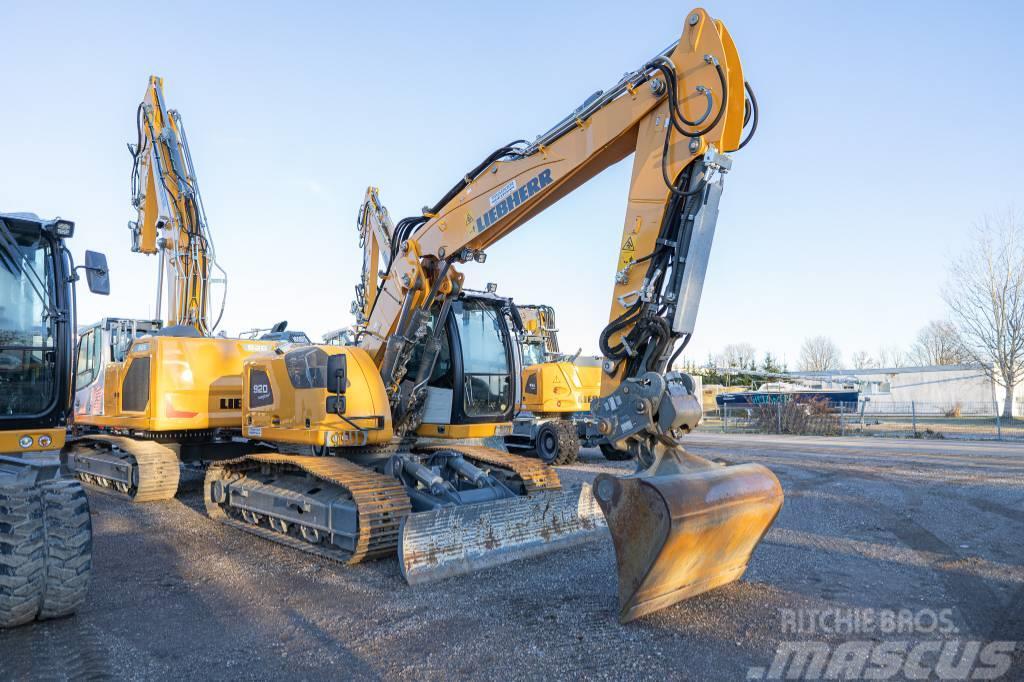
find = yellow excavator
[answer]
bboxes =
[1,213,108,627]
[502,302,600,465]
[205,7,783,623]
[67,76,279,500]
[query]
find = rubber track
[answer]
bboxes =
[69,435,180,502]
[413,444,561,493]
[204,454,411,564]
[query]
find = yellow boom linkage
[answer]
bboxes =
[130,75,225,335]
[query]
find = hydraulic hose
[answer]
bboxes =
[736,81,759,150]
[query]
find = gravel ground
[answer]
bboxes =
[3,433,1024,680]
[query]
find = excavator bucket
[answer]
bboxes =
[399,483,606,584]
[593,451,783,623]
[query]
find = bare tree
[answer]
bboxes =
[943,211,1024,418]
[799,336,841,372]
[877,345,906,368]
[911,320,967,366]
[718,342,757,368]
[850,350,876,369]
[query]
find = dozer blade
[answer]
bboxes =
[399,483,607,585]
[593,451,783,623]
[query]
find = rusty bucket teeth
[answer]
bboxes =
[399,483,607,585]
[593,457,783,623]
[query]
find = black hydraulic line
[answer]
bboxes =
[736,81,759,151]
[406,139,529,242]
[667,334,691,368]
[374,139,530,318]
[600,152,701,370]
[676,85,714,127]
[682,63,728,139]
[648,60,728,141]
[660,121,708,198]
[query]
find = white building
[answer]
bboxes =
[795,364,1024,415]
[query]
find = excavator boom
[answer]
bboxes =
[129,76,225,335]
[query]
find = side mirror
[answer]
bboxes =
[84,251,110,295]
[327,353,347,395]
[326,353,347,416]
[508,304,524,332]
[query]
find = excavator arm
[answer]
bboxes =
[360,9,745,445]
[353,187,395,329]
[356,8,782,622]
[129,76,225,335]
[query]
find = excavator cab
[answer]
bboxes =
[412,291,521,440]
[0,213,105,627]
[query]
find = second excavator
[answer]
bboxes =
[67,77,280,500]
[504,302,604,465]
[203,7,783,623]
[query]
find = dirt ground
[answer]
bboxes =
[3,433,1024,680]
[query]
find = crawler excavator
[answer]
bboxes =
[1,213,108,628]
[355,199,601,466]
[66,76,280,500]
[203,8,783,623]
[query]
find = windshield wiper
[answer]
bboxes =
[0,219,62,322]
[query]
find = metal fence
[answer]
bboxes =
[701,400,1024,441]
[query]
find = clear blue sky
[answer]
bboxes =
[2,1,1022,367]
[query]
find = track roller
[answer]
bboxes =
[65,435,180,502]
[205,453,411,564]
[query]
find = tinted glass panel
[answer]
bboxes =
[0,228,56,415]
[284,347,329,388]
[455,300,511,418]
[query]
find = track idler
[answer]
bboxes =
[593,447,782,623]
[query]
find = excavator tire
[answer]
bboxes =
[0,479,45,628]
[533,421,578,466]
[37,478,92,621]
[599,442,633,461]
[553,421,581,465]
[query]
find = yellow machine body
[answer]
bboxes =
[521,361,600,415]
[241,345,394,448]
[0,428,66,455]
[75,336,275,433]
[516,303,600,417]
[415,422,511,439]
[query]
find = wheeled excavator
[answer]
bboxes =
[504,302,603,465]
[0,213,108,628]
[203,7,783,623]
[66,76,280,500]
[507,305,640,464]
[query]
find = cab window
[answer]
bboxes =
[75,328,102,389]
